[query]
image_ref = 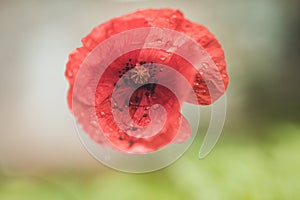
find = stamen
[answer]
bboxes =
[130,64,150,84]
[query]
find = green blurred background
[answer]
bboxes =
[0,0,299,199]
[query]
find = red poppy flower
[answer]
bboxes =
[65,9,229,153]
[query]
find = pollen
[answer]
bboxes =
[130,64,150,84]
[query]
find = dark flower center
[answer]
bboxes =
[116,59,159,88]
[130,64,150,84]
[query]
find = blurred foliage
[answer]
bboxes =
[1,123,299,200]
[244,1,300,124]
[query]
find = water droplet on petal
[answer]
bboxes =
[67,71,72,77]
[100,111,105,116]
[165,41,172,48]
[147,21,153,26]
[160,57,166,61]
[152,104,160,110]
[202,62,209,69]
[113,103,118,109]
[91,120,98,126]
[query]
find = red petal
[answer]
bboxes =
[66,9,229,153]
[95,84,182,153]
[66,8,229,108]
[173,115,192,143]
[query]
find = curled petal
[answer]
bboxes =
[66,8,229,153]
